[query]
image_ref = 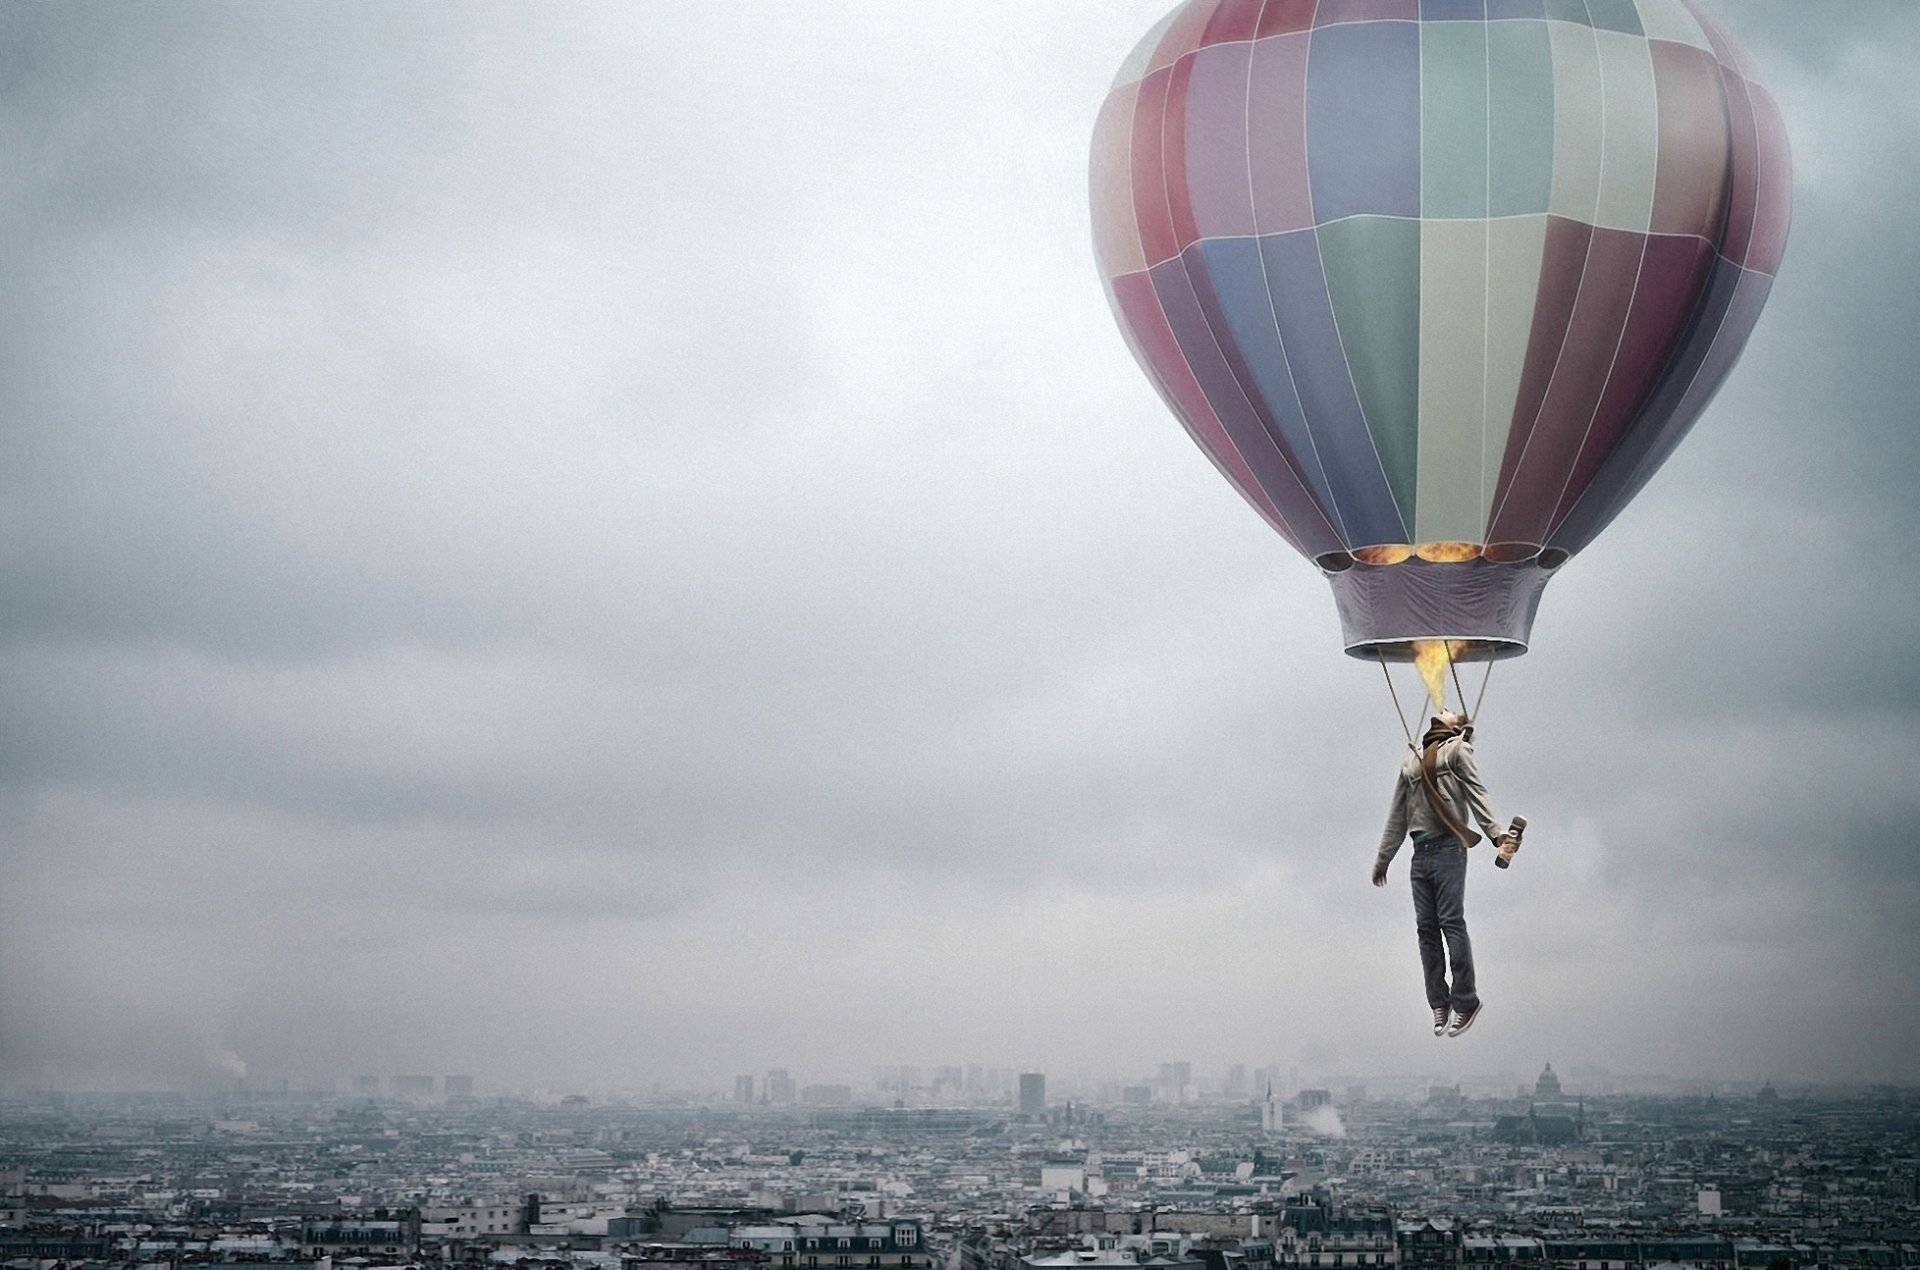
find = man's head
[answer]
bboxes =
[1420,707,1474,749]
[1424,710,1473,744]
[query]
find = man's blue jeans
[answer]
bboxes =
[1410,836,1477,1014]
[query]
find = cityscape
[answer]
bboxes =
[5,8,1917,1270]
[5,1063,1917,1270]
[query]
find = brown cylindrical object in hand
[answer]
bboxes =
[1494,814,1527,869]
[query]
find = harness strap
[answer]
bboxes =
[1419,736,1482,849]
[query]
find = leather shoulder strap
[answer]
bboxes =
[1419,740,1481,848]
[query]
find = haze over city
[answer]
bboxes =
[2,0,1917,1096]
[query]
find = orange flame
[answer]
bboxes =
[1414,541,1483,563]
[1410,640,1471,710]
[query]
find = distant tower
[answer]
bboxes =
[1018,1072,1046,1117]
[1261,1081,1281,1133]
[735,1075,756,1105]
[1535,1063,1562,1100]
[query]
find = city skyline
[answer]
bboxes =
[0,1057,1872,1104]
[3,1080,1914,1266]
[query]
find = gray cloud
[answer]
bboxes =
[1,0,1914,1093]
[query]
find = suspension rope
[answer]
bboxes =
[1473,657,1495,722]
[1445,641,1468,716]
[1376,647,1418,751]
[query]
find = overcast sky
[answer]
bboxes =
[2,1,1915,1098]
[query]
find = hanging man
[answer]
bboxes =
[1372,709,1513,1038]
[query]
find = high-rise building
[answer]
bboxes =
[735,1074,756,1104]
[766,1069,797,1104]
[443,1075,474,1099]
[877,1065,923,1097]
[1018,1072,1046,1116]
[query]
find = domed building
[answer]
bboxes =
[1492,1064,1582,1146]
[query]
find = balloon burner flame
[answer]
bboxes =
[1410,640,1472,710]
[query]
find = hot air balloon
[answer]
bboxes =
[1090,0,1789,712]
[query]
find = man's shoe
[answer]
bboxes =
[1432,1007,1450,1036]
[1447,1002,1483,1037]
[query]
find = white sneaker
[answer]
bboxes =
[1432,1006,1450,1036]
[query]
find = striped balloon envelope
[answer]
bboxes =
[1090,0,1789,663]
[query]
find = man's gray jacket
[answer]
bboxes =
[1376,735,1504,870]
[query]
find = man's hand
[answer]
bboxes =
[1371,863,1388,888]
